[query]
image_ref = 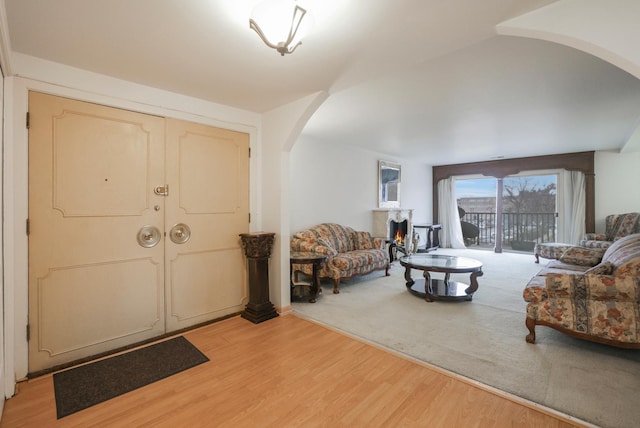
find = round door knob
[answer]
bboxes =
[137,226,161,248]
[170,223,191,244]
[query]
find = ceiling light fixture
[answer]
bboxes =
[249,1,308,56]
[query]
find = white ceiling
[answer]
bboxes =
[4,0,640,165]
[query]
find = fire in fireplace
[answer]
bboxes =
[390,220,408,245]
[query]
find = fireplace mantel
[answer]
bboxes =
[372,208,414,240]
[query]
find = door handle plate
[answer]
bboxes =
[154,185,169,196]
[137,225,161,248]
[170,223,191,244]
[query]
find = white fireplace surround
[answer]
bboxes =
[372,208,414,240]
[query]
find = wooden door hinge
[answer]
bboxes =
[27,324,30,341]
[248,147,251,158]
[26,112,30,129]
[248,213,251,223]
[26,218,30,236]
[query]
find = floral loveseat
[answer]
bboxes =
[290,223,390,294]
[523,233,640,348]
[579,212,640,249]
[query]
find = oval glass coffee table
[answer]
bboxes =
[399,254,483,302]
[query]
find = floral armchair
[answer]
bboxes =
[579,212,640,249]
[523,233,640,348]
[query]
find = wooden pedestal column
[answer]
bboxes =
[239,232,279,324]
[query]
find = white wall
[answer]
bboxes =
[594,150,640,232]
[260,91,328,312]
[290,136,432,234]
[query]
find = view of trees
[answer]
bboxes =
[503,178,556,213]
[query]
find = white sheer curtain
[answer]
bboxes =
[437,177,466,248]
[559,170,586,244]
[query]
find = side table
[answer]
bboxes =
[290,252,328,303]
[412,224,442,252]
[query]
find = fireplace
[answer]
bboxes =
[372,208,414,260]
[372,208,414,240]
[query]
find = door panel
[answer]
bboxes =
[28,92,166,372]
[37,259,162,355]
[167,249,244,323]
[164,119,249,331]
[53,112,149,216]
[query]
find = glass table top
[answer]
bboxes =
[399,254,482,271]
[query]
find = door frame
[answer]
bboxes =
[0,56,5,415]
[3,77,260,394]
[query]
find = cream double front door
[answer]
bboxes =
[28,92,249,373]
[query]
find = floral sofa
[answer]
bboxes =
[290,223,390,294]
[523,233,640,348]
[579,212,640,249]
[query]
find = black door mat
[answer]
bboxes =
[53,336,209,419]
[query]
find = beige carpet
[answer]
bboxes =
[293,248,640,428]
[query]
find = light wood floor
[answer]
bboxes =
[1,314,586,427]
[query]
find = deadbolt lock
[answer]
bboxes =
[154,185,169,196]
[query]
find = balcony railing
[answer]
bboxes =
[462,212,556,251]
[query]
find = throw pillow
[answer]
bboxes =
[559,246,605,266]
[352,231,374,250]
[584,261,614,275]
